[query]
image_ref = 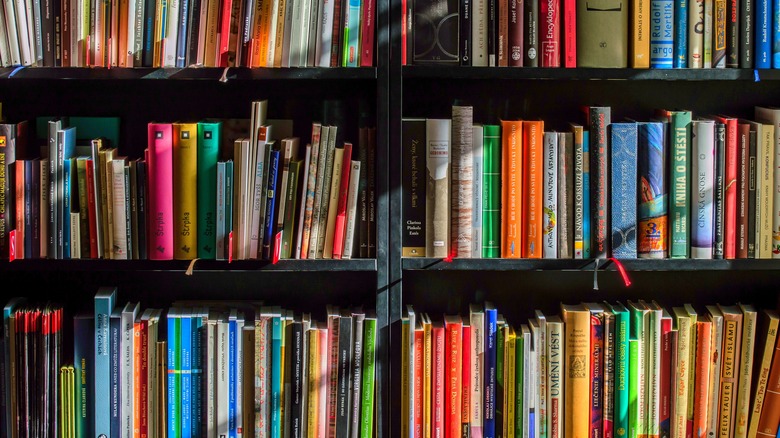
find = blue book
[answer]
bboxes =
[673,0,688,67]
[756,0,772,67]
[773,0,780,67]
[191,310,205,438]
[168,308,180,438]
[180,310,193,438]
[583,131,591,259]
[94,287,116,438]
[228,310,238,438]
[484,303,498,438]
[3,297,25,438]
[343,0,362,66]
[176,0,190,67]
[610,122,638,258]
[270,314,283,438]
[63,158,71,259]
[57,126,77,259]
[110,307,122,438]
[74,313,94,438]
[637,122,667,259]
[262,149,281,260]
[650,0,675,68]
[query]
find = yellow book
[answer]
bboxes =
[672,306,692,438]
[173,123,198,260]
[560,303,591,438]
[307,326,320,438]
[684,304,698,430]
[505,326,516,438]
[758,123,775,258]
[717,304,743,438]
[734,303,757,438]
[422,313,433,438]
[631,0,650,68]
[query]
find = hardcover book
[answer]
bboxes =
[523,120,544,258]
[650,0,674,68]
[197,121,221,259]
[558,131,574,258]
[691,119,715,258]
[586,106,610,259]
[173,122,198,260]
[576,0,628,67]
[451,105,474,258]
[147,123,174,260]
[637,121,667,259]
[413,0,459,64]
[426,119,451,258]
[501,120,523,258]
[610,122,638,259]
[543,131,558,259]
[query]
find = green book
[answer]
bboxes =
[515,330,524,438]
[669,111,692,258]
[197,121,222,259]
[628,339,640,438]
[281,159,302,259]
[76,157,90,259]
[627,301,649,437]
[606,302,631,438]
[360,314,377,438]
[482,124,501,258]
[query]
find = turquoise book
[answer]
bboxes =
[610,123,638,258]
[180,312,193,438]
[774,0,780,67]
[673,0,688,67]
[93,288,116,438]
[63,158,72,259]
[224,161,234,259]
[650,0,675,68]
[483,124,501,258]
[669,111,692,258]
[271,314,283,438]
[197,122,221,259]
[167,308,181,438]
[343,0,362,66]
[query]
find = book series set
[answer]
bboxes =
[0,99,377,262]
[406,0,780,68]
[401,301,780,438]
[2,290,379,438]
[402,104,780,259]
[0,0,376,68]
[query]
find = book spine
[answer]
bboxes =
[588,107,610,258]
[523,120,543,258]
[426,119,452,258]
[484,308,497,438]
[724,118,738,259]
[481,125,501,258]
[359,318,376,438]
[714,122,726,258]
[462,325,472,436]
[757,334,780,436]
[613,309,629,438]
[735,309,757,438]
[402,120,427,256]
[632,0,650,67]
[726,0,739,66]
[692,121,715,258]
[460,0,471,65]
[540,0,560,66]
[558,132,574,258]
[0,125,14,259]
[758,125,774,258]
[741,0,754,67]
[500,120,523,258]
[650,0,674,68]
[572,126,585,258]
[543,132,558,258]
[498,0,508,66]
[610,123,638,258]
[470,310,484,438]
[670,112,692,258]
[583,131,591,258]
[756,0,771,67]
[147,123,174,260]
[359,0,375,66]
[692,321,712,437]
[602,313,615,438]
[737,124,750,259]
[719,315,742,438]
[472,126,484,257]
[262,150,281,260]
[508,0,523,66]
[713,0,727,66]
[637,122,667,258]
[196,122,220,259]
[673,0,688,67]
[180,315,192,438]
[590,313,604,438]
[167,312,180,438]
[689,0,705,66]
[94,291,115,438]
[451,106,474,258]
[747,129,758,259]
[524,0,538,66]
[445,321,463,438]
[774,0,780,67]
[546,322,563,438]
[564,308,590,438]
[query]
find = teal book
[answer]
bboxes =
[606,302,630,438]
[342,0,362,66]
[628,339,640,438]
[93,288,116,438]
[63,157,72,259]
[271,314,283,438]
[482,124,501,258]
[360,314,377,438]
[196,122,221,259]
[669,111,692,258]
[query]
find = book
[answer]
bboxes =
[748,310,779,438]
[666,110,693,258]
[173,123,198,260]
[543,131,558,259]
[444,315,463,438]
[540,0,560,66]
[501,119,523,258]
[754,121,774,259]
[752,107,780,258]
[426,119,451,258]
[558,131,574,258]
[360,314,377,438]
[341,161,361,260]
[94,288,117,438]
[691,119,715,259]
[689,0,705,67]
[561,303,590,438]
[632,0,650,67]
[197,121,221,259]
[524,0,539,66]
[470,304,485,438]
[692,315,713,438]
[586,106,610,259]
[472,125,484,257]
[610,122,638,258]
[717,304,743,438]
[734,303,757,438]
[523,119,544,258]
[650,0,674,68]
[451,105,474,258]
[402,119,427,257]
[756,315,780,437]
[637,121,667,259]
[705,305,725,438]
[412,0,459,63]
[484,303,498,438]
[147,123,174,260]
[713,0,727,67]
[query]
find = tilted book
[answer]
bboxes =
[426,119,451,258]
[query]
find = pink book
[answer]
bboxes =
[540,0,561,67]
[563,0,576,67]
[331,142,353,259]
[147,123,174,260]
[360,0,376,66]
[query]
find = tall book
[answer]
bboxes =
[484,303,498,438]
[710,115,738,259]
[445,315,463,438]
[196,121,221,259]
[524,0,539,66]
[586,106,610,258]
[359,314,377,438]
[94,287,117,438]
[331,142,353,259]
[704,305,725,438]
[717,304,743,438]
[451,105,474,258]
[734,303,757,438]
[753,106,780,258]
[689,0,705,67]
[637,121,667,258]
[470,304,485,438]
[543,131,558,259]
[748,310,779,437]
[173,122,198,260]
[571,123,586,258]
[671,306,692,438]
[753,121,774,259]
[147,123,174,260]
[540,0,560,66]
[692,315,713,438]
[610,122,638,258]
[472,125,484,257]
[402,119,427,257]
[561,303,590,438]
[666,110,693,258]
[757,329,780,436]
[632,0,650,67]
[523,119,544,258]
[558,131,574,258]
[650,0,674,68]
[501,119,523,258]
[426,119,451,258]
[691,119,715,259]
[712,0,727,67]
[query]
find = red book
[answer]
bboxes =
[146,123,174,260]
[401,0,407,65]
[659,309,673,437]
[540,0,561,67]
[508,0,524,66]
[736,121,751,259]
[589,310,604,438]
[693,317,713,437]
[85,158,99,258]
[360,0,375,66]
[432,320,446,438]
[332,142,353,259]
[413,324,424,438]
[218,0,234,66]
[713,115,738,259]
[445,315,463,438]
[563,0,576,67]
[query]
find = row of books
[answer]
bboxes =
[401,104,780,260]
[400,301,780,438]
[0,0,376,68]
[2,290,379,438]
[0,100,378,261]
[407,0,780,69]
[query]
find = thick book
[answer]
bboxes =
[451,105,474,258]
[540,0,560,66]
[501,120,523,258]
[753,121,774,259]
[691,119,715,258]
[610,122,638,258]
[412,0,459,64]
[637,121,667,259]
[561,303,590,438]
[689,0,705,67]
[444,315,463,438]
[522,120,544,258]
[196,121,221,259]
[753,107,780,257]
[717,304,743,438]
[664,110,693,258]
[650,0,674,68]
[147,123,174,260]
[524,0,539,66]
[586,106,610,259]
[300,123,323,259]
[173,123,198,260]
[543,131,558,259]
[748,310,780,437]
[736,122,751,259]
[426,119,451,258]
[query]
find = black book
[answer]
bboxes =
[142,0,157,66]
[747,127,757,258]
[461,0,472,65]
[713,122,726,259]
[524,0,538,66]
[402,119,427,257]
[186,0,203,66]
[289,319,304,438]
[357,127,369,258]
[367,127,376,258]
[24,160,33,258]
[727,0,740,67]
[487,0,496,65]
[336,312,354,437]
[740,0,753,67]
[41,0,57,66]
[413,0,460,64]
[136,160,148,259]
[30,159,40,259]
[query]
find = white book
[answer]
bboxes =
[249,127,272,259]
[126,0,139,66]
[295,144,313,258]
[163,0,181,67]
[315,0,334,66]
[425,118,452,258]
[298,0,314,66]
[546,316,564,438]
[688,0,704,67]
[305,0,319,66]
[27,0,39,65]
[543,131,558,259]
[469,304,484,437]
[120,302,140,438]
[691,119,715,258]
[705,305,724,438]
[309,126,331,259]
[70,0,80,65]
[703,0,713,67]
[753,106,780,258]
[205,312,217,438]
[14,0,32,65]
[3,0,21,65]
[267,0,280,65]
[342,160,361,259]
[70,212,81,258]
[287,0,303,66]
[111,159,129,260]
[0,2,10,66]
[472,125,484,257]
[471,0,487,66]
[216,316,229,438]
[451,105,473,258]
[280,0,296,66]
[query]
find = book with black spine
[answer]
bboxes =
[524,0,538,66]
[337,311,354,437]
[740,0,753,67]
[713,121,726,258]
[586,106,611,259]
[290,318,304,438]
[461,0,472,65]
[349,309,365,438]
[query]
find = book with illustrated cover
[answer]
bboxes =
[637,121,667,259]
[543,131,558,259]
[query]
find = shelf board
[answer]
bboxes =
[0,258,377,272]
[402,257,780,271]
[403,66,780,81]
[0,66,377,81]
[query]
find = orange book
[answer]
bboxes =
[139,317,149,438]
[693,316,712,438]
[560,303,591,438]
[757,332,780,437]
[444,315,463,438]
[501,120,523,258]
[631,0,650,67]
[522,120,544,258]
[717,304,743,438]
[117,0,129,67]
[413,321,424,438]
